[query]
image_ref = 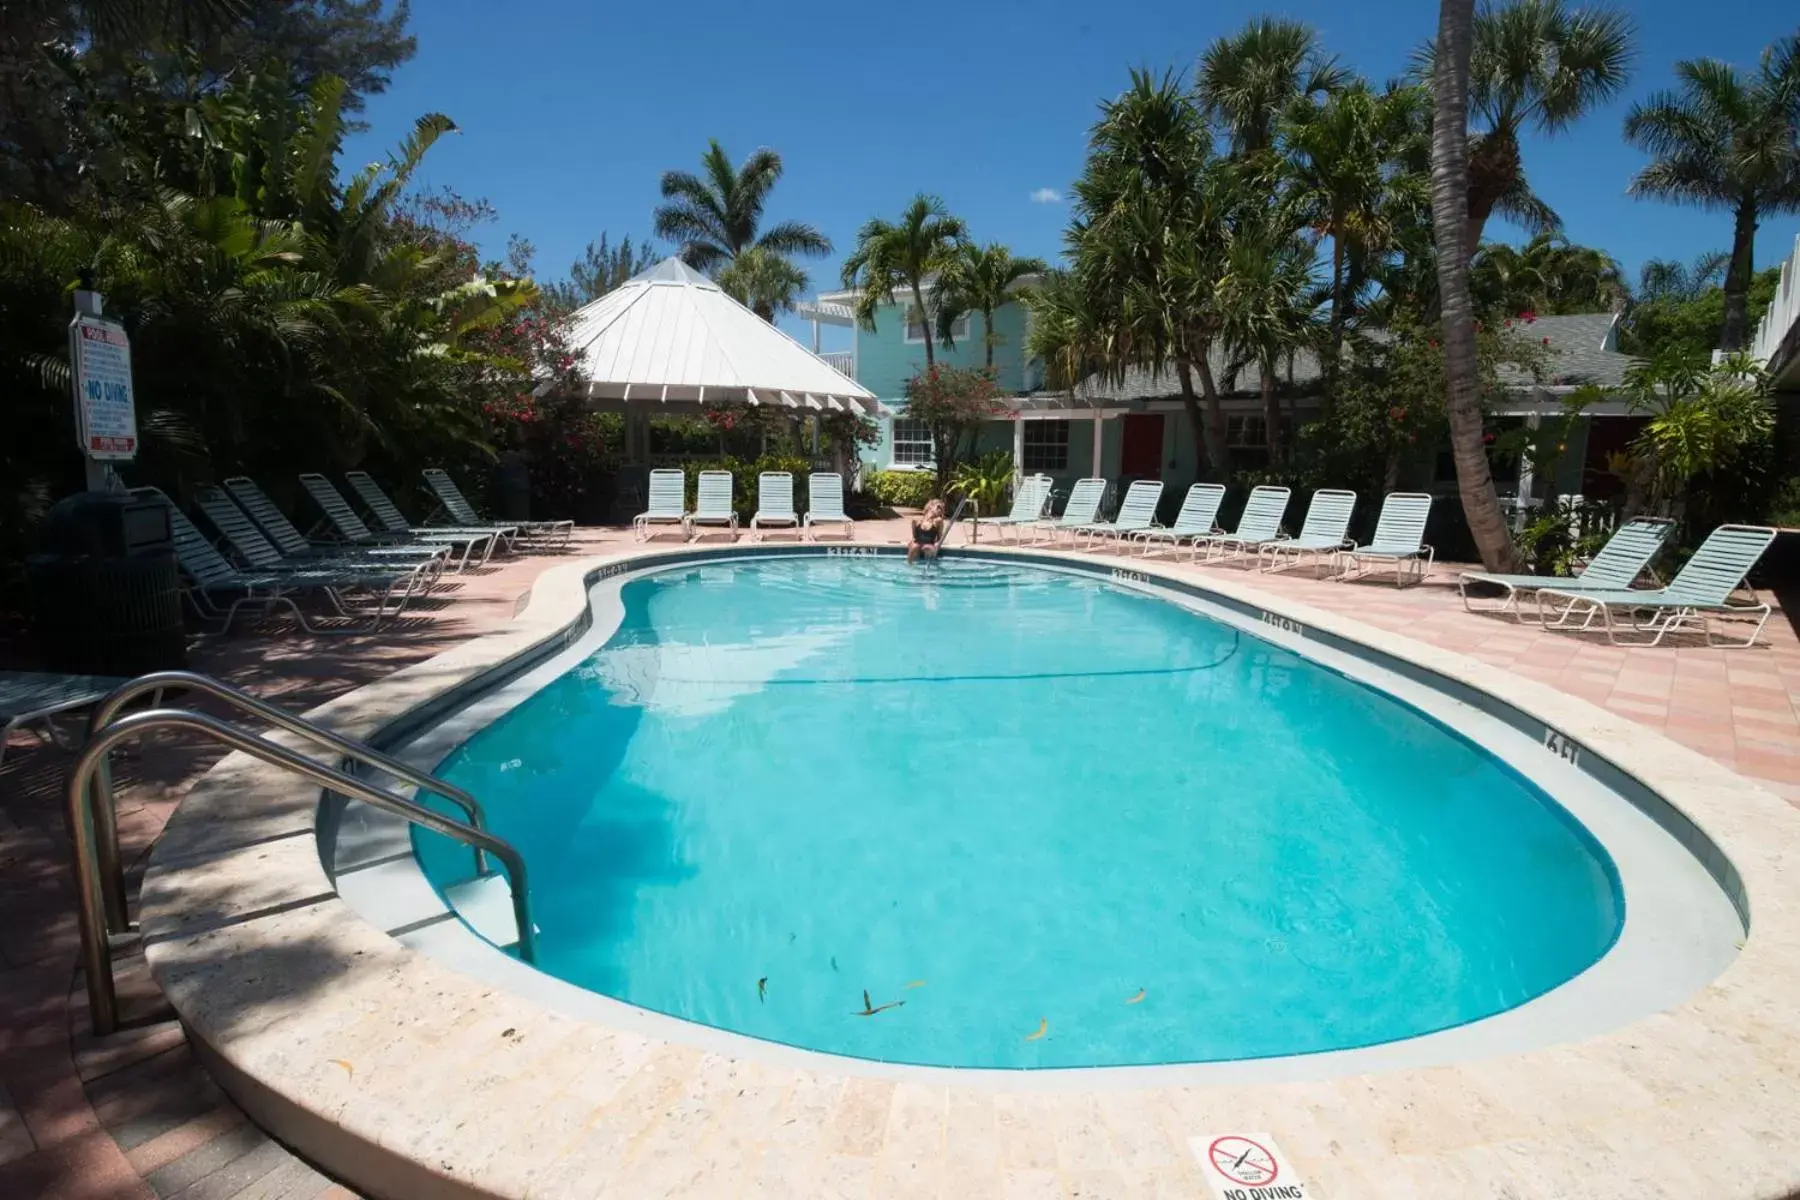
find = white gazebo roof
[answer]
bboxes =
[562,257,879,413]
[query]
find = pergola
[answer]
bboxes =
[556,258,879,461]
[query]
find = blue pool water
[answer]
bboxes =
[418,557,1623,1069]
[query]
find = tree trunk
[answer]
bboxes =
[1720,199,1758,351]
[1463,127,1519,257]
[1260,362,1283,463]
[1431,0,1521,573]
[1193,352,1229,477]
[912,281,934,367]
[1174,358,1211,477]
[984,306,995,371]
[1326,233,1347,409]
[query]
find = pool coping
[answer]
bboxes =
[138,542,1800,1198]
[330,551,1738,1089]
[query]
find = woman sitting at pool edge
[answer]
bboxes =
[908,499,946,564]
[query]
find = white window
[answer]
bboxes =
[1022,421,1070,471]
[1224,416,1261,447]
[904,312,972,345]
[892,418,934,466]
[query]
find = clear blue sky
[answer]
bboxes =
[345,0,1800,345]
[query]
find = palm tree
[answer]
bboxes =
[1623,35,1800,350]
[552,234,658,309]
[1281,82,1430,378]
[1215,213,1320,462]
[1470,232,1628,314]
[716,246,809,322]
[653,140,831,273]
[840,194,968,367]
[1068,69,1233,475]
[1416,0,1633,255]
[1430,0,1523,573]
[1637,250,1729,303]
[1197,17,1348,156]
[934,242,1047,369]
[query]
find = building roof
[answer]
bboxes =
[1502,313,1636,388]
[562,257,878,413]
[1068,312,1639,403]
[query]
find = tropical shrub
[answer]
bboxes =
[863,469,937,510]
[1615,353,1775,524]
[948,451,1015,518]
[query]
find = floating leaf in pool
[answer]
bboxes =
[757,977,767,1003]
[905,980,927,990]
[856,989,904,1016]
[1023,1018,1049,1041]
[1125,989,1146,1005]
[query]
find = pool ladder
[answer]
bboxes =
[943,496,979,546]
[65,670,534,1036]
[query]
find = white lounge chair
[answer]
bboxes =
[1260,489,1358,575]
[1033,478,1107,545]
[140,489,411,633]
[1195,486,1290,564]
[1458,517,1674,621]
[1135,483,1226,556]
[423,468,573,547]
[634,469,689,542]
[298,474,497,570]
[751,472,800,540]
[1338,493,1434,586]
[223,477,447,577]
[688,470,738,541]
[190,487,436,612]
[972,474,1051,544]
[344,470,519,553]
[1,671,129,770]
[1070,479,1165,549]
[1535,524,1778,647]
[804,473,854,541]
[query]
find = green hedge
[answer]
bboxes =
[863,469,937,510]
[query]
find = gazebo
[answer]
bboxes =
[556,257,879,464]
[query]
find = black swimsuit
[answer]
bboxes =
[912,520,941,546]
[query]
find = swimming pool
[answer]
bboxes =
[411,556,1628,1070]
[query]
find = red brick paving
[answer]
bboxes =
[0,523,1795,1198]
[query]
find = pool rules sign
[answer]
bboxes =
[70,312,137,460]
[1191,1133,1315,1199]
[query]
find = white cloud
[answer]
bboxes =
[1030,187,1063,205]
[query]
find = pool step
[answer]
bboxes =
[444,873,523,952]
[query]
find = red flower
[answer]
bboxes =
[1520,310,1537,323]
[1542,336,1551,346]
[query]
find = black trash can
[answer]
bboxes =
[26,492,187,675]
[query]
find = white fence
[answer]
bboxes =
[1750,233,1800,371]
[819,351,856,379]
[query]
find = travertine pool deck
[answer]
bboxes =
[136,529,1800,1199]
[4,520,1798,1198]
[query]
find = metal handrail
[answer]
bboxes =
[68,708,536,1035]
[84,670,492,933]
[944,496,979,545]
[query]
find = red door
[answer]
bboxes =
[1121,414,1164,479]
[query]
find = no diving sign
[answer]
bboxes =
[1191,1133,1314,1199]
